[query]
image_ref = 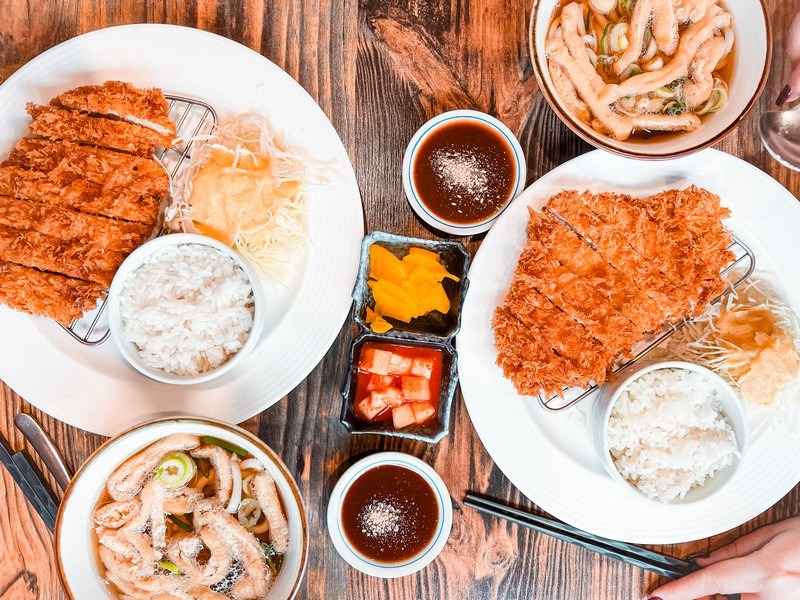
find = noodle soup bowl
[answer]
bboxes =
[591,360,749,504]
[107,233,266,385]
[530,0,771,159]
[56,417,309,599]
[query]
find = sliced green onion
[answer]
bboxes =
[168,514,193,532]
[664,101,686,116]
[261,542,284,576]
[156,452,197,489]
[590,0,616,14]
[655,86,676,99]
[620,0,636,15]
[238,497,262,529]
[158,560,182,575]
[599,23,612,55]
[201,435,248,457]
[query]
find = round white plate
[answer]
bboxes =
[0,25,364,436]
[457,148,800,544]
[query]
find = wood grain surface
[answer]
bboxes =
[1,0,799,599]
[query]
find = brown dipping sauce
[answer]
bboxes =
[412,119,517,225]
[341,464,440,563]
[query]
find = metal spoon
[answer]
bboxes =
[759,107,800,172]
[13,413,72,492]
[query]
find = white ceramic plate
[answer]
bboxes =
[457,148,800,544]
[56,417,308,599]
[0,25,364,435]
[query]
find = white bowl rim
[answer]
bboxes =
[402,109,527,235]
[326,451,453,578]
[54,416,309,599]
[597,360,750,504]
[107,233,266,385]
[527,0,773,159]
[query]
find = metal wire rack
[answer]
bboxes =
[536,235,757,412]
[60,95,218,346]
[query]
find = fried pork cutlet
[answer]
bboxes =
[527,209,664,334]
[5,138,169,196]
[27,104,174,157]
[493,187,734,398]
[51,80,176,136]
[0,196,152,253]
[0,261,105,326]
[516,230,641,355]
[494,276,615,396]
[0,225,124,287]
[630,186,734,310]
[0,166,161,224]
[547,191,687,323]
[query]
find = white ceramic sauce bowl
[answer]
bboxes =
[591,360,749,504]
[529,0,770,159]
[107,233,265,385]
[55,417,308,599]
[327,451,453,577]
[402,109,527,235]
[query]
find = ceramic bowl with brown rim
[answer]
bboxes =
[55,417,308,599]
[529,0,771,159]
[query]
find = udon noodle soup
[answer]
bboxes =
[545,0,734,140]
[92,433,288,599]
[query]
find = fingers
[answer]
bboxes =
[788,11,800,63]
[695,518,800,566]
[648,555,763,600]
[778,11,800,105]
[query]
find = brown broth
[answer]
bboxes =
[547,0,735,141]
[92,442,286,598]
[412,119,517,225]
[341,464,440,564]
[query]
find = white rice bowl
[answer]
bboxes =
[108,234,264,384]
[606,367,739,503]
[120,244,254,375]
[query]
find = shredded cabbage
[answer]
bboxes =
[655,275,800,428]
[165,113,326,282]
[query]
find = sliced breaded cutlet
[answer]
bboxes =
[526,208,665,334]
[546,190,687,323]
[0,166,161,224]
[0,261,105,326]
[27,103,175,157]
[0,195,153,254]
[51,80,176,137]
[5,138,169,196]
[0,224,125,287]
[630,186,734,311]
[494,275,615,395]
[515,234,642,356]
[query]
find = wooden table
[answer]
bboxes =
[1,1,798,598]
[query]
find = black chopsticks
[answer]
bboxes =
[0,434,59,532]
[464,492,698,579]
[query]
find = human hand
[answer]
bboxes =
[647,516,800,600]
[777,11,800,105]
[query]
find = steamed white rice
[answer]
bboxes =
[607,368,738,502]
[119,244,255,376]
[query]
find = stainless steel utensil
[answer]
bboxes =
[14,413,72,491]
[759,107,800,172]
